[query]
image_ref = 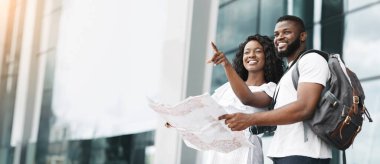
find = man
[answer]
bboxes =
[218,15,332,164]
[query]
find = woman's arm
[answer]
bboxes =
[208,42,272,108]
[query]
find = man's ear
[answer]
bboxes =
[300,32,307,42]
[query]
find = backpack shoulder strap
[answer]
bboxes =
[291,49,329,90]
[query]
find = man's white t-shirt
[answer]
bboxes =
[267,52,332,159]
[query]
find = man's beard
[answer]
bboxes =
[276,36,301,58]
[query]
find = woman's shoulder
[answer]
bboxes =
[249,82,276,90]
[261,82,277,89]
[257,82,277,98]
[214,82,230,92]
[211,82,231,98]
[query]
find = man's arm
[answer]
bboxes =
[219,82,323,131]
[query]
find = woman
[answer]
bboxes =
[206,34,283,164]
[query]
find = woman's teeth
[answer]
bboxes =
[248,61,257,64]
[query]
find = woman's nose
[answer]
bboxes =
[248,52,256,57]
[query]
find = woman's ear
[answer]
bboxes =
[300,32,307,42]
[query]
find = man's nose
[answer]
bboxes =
[277,33,285,40]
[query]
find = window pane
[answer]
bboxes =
[219,0,234,5]
[343,4,380,79]
[210,51,236,92]
[346,0,380,11]
[260,0,286,36]
[216,0,259,51]
[345,80,380,163]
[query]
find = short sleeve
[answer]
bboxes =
[298,53,330,86]
[211,82,230,100]
[261,82,277,98]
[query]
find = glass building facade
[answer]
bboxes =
[0,0,379,164]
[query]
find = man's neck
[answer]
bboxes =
[287,47,306,64]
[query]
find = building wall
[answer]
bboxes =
[342,0,380,163]
[1,0,218,163]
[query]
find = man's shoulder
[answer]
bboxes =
[297,51,331,85]
[298,52,328,66]
[301,52,326,61]
[301,49,329,60]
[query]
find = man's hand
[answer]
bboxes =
[207,42,230,67]
[218,113,254,131]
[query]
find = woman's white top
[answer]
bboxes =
[203,82,276,164]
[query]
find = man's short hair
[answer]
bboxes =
[277,15,305,32]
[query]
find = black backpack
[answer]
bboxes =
[292,50,373,163]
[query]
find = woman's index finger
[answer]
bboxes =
[211,41,219,53]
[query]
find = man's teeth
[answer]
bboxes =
[248,61,257,64]
[279,43,286,47]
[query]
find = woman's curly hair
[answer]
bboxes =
[232,34,284,83]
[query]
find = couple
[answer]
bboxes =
[207,15,331,164]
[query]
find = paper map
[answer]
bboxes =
[148,93,253,153]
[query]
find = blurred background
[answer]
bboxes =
[0,0,379,163]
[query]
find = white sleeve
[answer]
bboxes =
[298,52,330,86]
[262,82,277,98]
[211,82,230,100]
